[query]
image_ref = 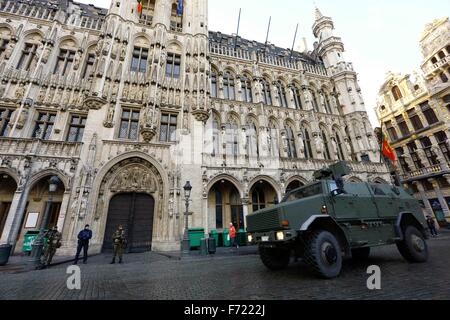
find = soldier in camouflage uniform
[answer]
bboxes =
[42,226,62,267]
[110,225,126,264]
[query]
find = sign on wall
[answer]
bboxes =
[24,212,39,228]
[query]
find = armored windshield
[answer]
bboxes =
[282,183,322,203]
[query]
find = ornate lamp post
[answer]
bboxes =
[181,181,192,256]
[29,176,59,269]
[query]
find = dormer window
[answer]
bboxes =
[392,86,402,101]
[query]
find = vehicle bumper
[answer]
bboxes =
[247,229,297,245]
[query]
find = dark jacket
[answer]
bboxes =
[78,229,92,242]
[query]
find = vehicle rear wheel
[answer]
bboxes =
[351,247,370,261]
[258,245,290,271]
[303,230,343,279]
[396,226,428,263]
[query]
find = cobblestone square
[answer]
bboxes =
[1,234,449,300]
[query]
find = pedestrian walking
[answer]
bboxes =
[111,225,126,264]
[426,215,438,237]
[229,222,238,249]
[74,224,92,264]
[42,226,62,267]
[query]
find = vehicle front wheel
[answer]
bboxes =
[351,247,371,261]
[258,245,290,271]
[396,226,429,263]
[303,230,343,279]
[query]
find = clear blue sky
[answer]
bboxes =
[78,0,450,126]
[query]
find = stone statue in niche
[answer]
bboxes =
[15,83,25,100]
[3,41,15,60]
[73,51,82,70]
[315,135,324,154]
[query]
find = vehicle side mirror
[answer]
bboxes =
[330,189,340,197]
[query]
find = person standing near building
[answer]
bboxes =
[426,215,438,237]
[229,222,238,249]
[111,225,126,264]
[74,224,92,264]
[42,226,62,267]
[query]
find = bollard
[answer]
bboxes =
[207,237,216,254]
[199,238,208,255]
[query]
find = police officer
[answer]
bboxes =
[74,224,92,264]
[42,226,62,267]
[111,225,126,264]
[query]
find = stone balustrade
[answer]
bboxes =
[0,137,82,158]
[401,162,450,181]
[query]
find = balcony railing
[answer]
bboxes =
[209,44,252,61]
[400,162,450,181]
[423,54,450,75]
[101,140,172,164]
[0,0,56,21]
[0,137,82,158]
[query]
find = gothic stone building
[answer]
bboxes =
[0,0,388,254]
[376,17,450,227]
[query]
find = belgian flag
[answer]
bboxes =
[381,133,396,163]
[137,0,142,14]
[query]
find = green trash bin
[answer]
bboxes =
[222,228,230,247]
[237,229,247,246]
[22,231,40,252]
[188,228,205,249]
[209,230,219,247]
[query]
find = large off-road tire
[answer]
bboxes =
[258,245,290,271]
[396,226,429,263]
[351,247,371,261]
[303,230,343,279]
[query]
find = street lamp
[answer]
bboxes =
[181,181,192,256]
[29,176,59,269]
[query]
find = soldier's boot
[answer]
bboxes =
[110,257,116,264]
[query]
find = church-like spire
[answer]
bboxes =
[315,7,323,20]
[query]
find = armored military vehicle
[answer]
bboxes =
[246,161,429,279]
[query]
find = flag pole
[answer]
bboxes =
[264,16,271,54]
[234,8,241,49]
[289,23,299,61]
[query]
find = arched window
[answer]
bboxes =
[252,185,266,212]
[241,75,253,102]
[268,120,279,158]
[223,71,235,100]
[302,126,313,159]
[334,131,345,160]
[276,81,288,107]
[17,33,43,71]
[392,86,402,101]
[212,116,220,156]
[246,121,259,158]
[324,93,332,114]
[440,72,448,83]
[293,86,303,110]
[230,190,244,230]
[262,79,272,105]
[310,90,319,112]
[321,129,331,160]
[226,118,239,160]
[286,126,297,158]
[211,70,218,98]
[438,51,445,59]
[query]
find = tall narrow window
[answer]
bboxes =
[32,111,56,140]
[407,108,423,131]
[66,115,87,142]
[252,186,266,212]
[0,107,13,137]
[392,86,402,101]
[293,86,303,110]
[54,49,76,76]
[324,94,332,114]
[420,102,438,125]
[214,189,223,229]
[241,75,252,102]
[226,120,239,159]
[160,113,177,142]
[262,79,272,105]
[276,81,287,107]
[230,190,244,230]
[118,108,140,140]
[321,130,331,160]
[396,115,410,136]
[385,121,398,141]
[439,72,448,83]
[223,72,235,100]
[286,126,297,158]
[310,90,319,112]
[130,46,148,73]
[396,147,410,172]
[17,43,38,71]
[211,71,218,98]
[303,127,313,159]
[166,53,181,78]
[420,137,439,165]
[407,142,424,169]
[82,53,95,79]
[335,132,345,160]
[435,131,450,162]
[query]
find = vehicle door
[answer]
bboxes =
[327,181,362,221]
[371,184,401,218]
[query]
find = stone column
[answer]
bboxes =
[0,190,23,244]
[241,198,250,228]
[428,178,450,218]
[56,190,71,232]
[412,181,433,217]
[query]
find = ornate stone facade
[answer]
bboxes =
[0,1,388,254]
[375,17,450,227]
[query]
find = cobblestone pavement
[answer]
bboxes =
[1,234,450,300]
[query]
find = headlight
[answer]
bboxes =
[247,234,253,243]
[276,231,284,241]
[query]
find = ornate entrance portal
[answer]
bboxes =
[102,193,155,253]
